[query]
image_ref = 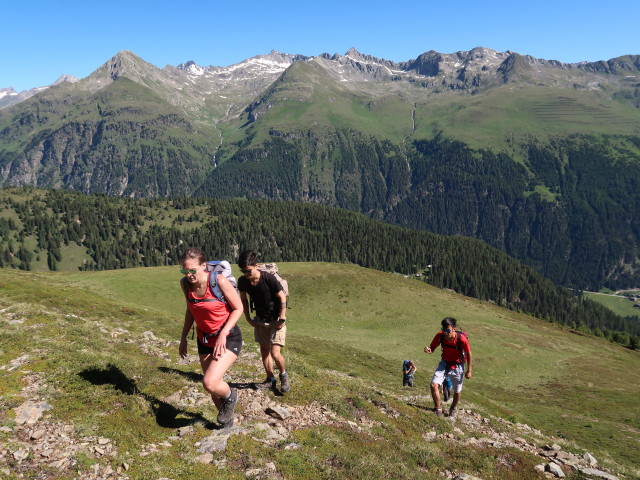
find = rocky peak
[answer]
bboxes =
[402,50,443,76]
[579,54,640,74]
[176,60,206,76]
[52,74,79,85]
[80,50,173,93]
[0,87,18,98]
[0,86,48,110]
[103,50,154,80]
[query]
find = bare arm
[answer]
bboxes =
[211,276,244,358]
[179,279,194,358]
[423,333,440,354]
[465,350,472,379]
[276,289,287,329]
[239,291,256,326]
[217,276,243,334]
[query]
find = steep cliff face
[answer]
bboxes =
[0,77,219,197]
[1,117,217,197]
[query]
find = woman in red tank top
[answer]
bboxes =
[178,248,243,428]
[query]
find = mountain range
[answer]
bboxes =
[0,48,639,291]
[0,74,79,109]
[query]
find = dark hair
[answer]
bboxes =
[181,247,206,265]
[441,317,457,329]
[238,250,259,269]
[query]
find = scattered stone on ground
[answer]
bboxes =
[0,318,625,480]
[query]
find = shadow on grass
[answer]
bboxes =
[158,366,203,383]
[158,366,256,391]
[407,402,436,413]
[79,364,220,430]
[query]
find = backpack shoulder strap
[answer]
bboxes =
[180,277,189,299]
[456,330,466,349]
[209,270,225,302]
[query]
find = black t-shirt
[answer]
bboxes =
[238,271,283,320]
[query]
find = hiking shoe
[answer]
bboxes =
[448,408,457,418]
[434,408,443,417]
[217,388,238,426]
[256,377,276,390]
[279,372,290,393]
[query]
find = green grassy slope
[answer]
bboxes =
[235,61,416,147]
[231,60,640,154]
[1,263,633,478]
[410,87,640,151]
[584,291,640,319]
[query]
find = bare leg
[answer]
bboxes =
[430,382,442,410]
[270,344,286,373]
[450,391,462,410]
[259,343,274,378]
[199,350,238,409]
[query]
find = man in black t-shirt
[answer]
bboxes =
[238,250,290,392]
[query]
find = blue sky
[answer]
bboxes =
[2,0,638,92]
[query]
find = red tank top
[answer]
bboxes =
[186,274,231,343]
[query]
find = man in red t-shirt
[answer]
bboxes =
[424,317,472,418]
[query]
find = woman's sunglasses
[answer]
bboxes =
[180,265,202,275]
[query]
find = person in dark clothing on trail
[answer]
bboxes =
[424,317,472,418]
[237,250,290,392]
[403,360,416,387]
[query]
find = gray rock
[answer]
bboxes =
[546,462,565,478]
[265,405,291,420]
[196,453,214,464]
[554,450,580,465]
[30,428,46,440]
[197,426,243,453]
[13,449,30,461]
[163,391,183,404]
[579,468,619,480]
[14,401,52,425]
[251,422,287,443]
[453,474,484,480]
[422,431,437,441]
[583,452,598,467]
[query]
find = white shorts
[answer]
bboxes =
[431,359,465,393]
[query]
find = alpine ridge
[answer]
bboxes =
[1,47,639,291]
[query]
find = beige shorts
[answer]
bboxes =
[254,321,286,347]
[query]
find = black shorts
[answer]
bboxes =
[197,325,243,356]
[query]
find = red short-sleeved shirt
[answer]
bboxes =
[429,331,471,364]
[186,273,231,342]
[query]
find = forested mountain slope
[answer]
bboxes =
[0,188,637,347]
[1,49,639,290]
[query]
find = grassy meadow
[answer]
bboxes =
[584,291,640,319]
[1,263,639,479]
